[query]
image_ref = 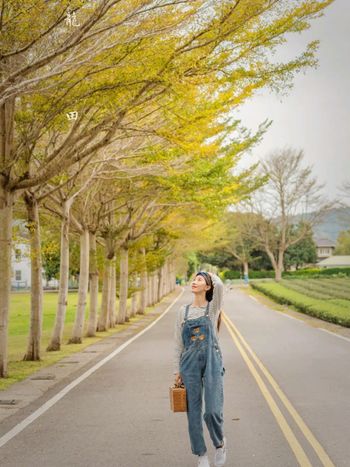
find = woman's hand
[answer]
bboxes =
[174,373,183,386]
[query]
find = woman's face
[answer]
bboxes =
[191,274,210,294]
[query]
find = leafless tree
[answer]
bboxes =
[245,148,332,281]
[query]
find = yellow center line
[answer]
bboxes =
[222,313,335,467]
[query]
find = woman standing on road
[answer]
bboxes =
[174,271,226,467]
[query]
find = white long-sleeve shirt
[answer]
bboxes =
[173,274,224,375]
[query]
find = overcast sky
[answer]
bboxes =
[236,0,349,202]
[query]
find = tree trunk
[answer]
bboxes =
[47,199,71,351]
[139,248,147,314]
[0,95,15,377]
[130,274,138,318]
[23,193,43,361]
[275,267,282,282]
[157,267,163,302]
[148,272,154,306]
[162,262,167,296]
[243,261,249,284]
[69,229,89,344]
[86,232,98,337]
[275,249,285,282]
[108,261,116,327]
[153,272,158,303]
[97,257,112,332]
[0,186,14,377]
[164,260,169,294]
[169,260,173,292]
[117,246,129,324]
[264,247,280,282]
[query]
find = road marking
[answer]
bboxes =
[249,295,259,303]
[0,289,184,449]
[222,313,335,467]
[245,290,350,340]
[318,328,350,342]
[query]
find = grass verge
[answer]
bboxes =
[1,292,154,391]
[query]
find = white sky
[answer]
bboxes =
[236,0,350,201]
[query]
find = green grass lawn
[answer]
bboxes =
[250,278,350,327]
[1,292,142,391]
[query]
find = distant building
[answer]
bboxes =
[315,238,336,261]
[11,221,59,290]
[317,255,350,268]
[11,242,31,289]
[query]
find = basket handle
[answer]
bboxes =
[173,382,185,388]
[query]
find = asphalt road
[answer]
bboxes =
[0,286,349,467]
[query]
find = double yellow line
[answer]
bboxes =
[222,313,335,467]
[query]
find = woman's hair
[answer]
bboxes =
[195,271,214,302]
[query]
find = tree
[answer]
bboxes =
[42,240,60,285]
[221,211,263,281]
[335,230,350,255]
[284,230,318,269]
[0,0,335,377]
[245,148,332,281]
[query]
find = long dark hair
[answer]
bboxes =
[195,271,222,332]
[195,271,213,302]
[217,310,222,332]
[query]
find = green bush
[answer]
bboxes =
[222,270,241,280]
[249,270,276,279]
[223,267,350,280]
[223,270,275,279]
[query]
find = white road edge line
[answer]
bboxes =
[249,295,259,303]
[248,291,350,341]
[318,327,350,342]
[0,288,184,449]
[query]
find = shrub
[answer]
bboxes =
[222,270,241,280]
[223,267,350,280]
[223,270,275,279]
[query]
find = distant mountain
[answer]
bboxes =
[312,208,350,243]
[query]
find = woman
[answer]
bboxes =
[174,271,226,467]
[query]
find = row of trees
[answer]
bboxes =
[197,148,339,280]
[1,0,334,377]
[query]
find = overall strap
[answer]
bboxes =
[205,302,210,316]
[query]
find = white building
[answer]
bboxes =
[11,242,31,289]
[315,238,336,261]
[11,220,59,289]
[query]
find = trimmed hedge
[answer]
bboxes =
[223,267,350,280]
[283,267,350,277]
[250,281,350,327]
[223,270,275,280]
[281,279,350,301]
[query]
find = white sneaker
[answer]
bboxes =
[214,437,227,466]
[198,453,210,467]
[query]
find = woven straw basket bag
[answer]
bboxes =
[169,383,187,412]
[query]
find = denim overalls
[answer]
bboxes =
[179,303,225,456]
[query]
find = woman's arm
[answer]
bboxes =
[208,272,224,328]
